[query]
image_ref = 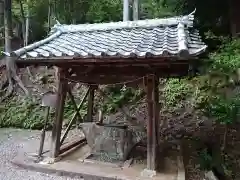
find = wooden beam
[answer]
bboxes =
[59,138,87,155]
[51,68,68,158]
[70,64,189,76]
[145,74,158,171]
[16,57,197,67]
[86,85,97,122]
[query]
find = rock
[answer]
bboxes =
[141,169,157,178]
[204,171,219,180]
[81,122,144,162]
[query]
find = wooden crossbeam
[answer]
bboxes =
[70,64,189,76]
[60,87,90,146]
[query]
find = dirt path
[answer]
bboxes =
[0,128,82,180]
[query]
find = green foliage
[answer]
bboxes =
[173,0,231,36]
[63,98,88,123]
[85,0,122,23]
[140,0,176,19]
[0,97,49,129]
[210,39,240,74]
[0,96,89,129]
[163,78,194,106]
[10,0,178,42]
[163,38,240,124]
[205,95,240,125]
[102,86,144,114]
[198,148,213,170]
[162,39,240,176]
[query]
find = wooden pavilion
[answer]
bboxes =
[6,11,207,174]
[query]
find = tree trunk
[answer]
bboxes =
[229,0,240,37]
[48,0,52,32]
[25,0,29,46]
[4,0,13,52]
[19,0,25,41]
[0,0,3,29]
[1,0,29,102]
[0,0,3,49]
[132,0,139,21]
[19,0,33,78]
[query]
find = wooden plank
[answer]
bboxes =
[59,138,87,155]
[51,68,68,158]
[86,85,96,122]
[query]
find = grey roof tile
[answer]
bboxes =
[9,10,207,59]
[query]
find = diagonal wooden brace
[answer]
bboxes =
[67,87,82,122]
[60,87,90,146]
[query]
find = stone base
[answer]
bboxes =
[38,157,62,165]
[140,169,157,178]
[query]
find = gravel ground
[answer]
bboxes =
[0,128,82,180]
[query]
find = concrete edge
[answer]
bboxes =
[12,159,122,180]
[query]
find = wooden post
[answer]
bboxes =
[86,85,96,122]
[144,74,158,172]
[51,69,67,158]
[153,76,160,148]
[38,106,50,158]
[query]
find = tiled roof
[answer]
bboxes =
[7,10,207,59]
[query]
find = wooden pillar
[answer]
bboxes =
[51,68,67,158]
[86,85,96,122]
[144,74,159,171]
[154,76,160,148]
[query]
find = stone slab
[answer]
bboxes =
[12,152,178,180]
